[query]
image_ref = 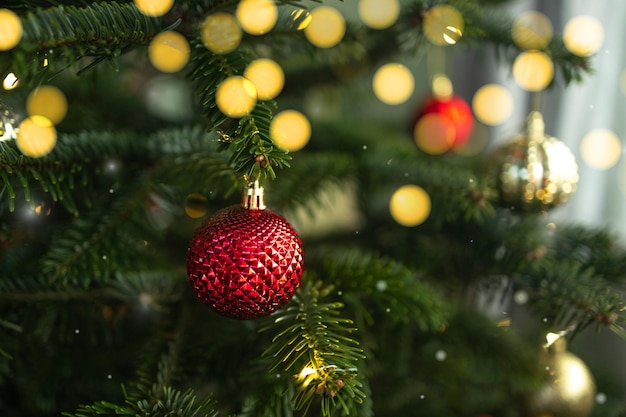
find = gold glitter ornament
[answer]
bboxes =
[491,111,578,211]
[524,334,596,417]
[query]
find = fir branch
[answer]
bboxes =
[1,2,167,83]
[262,279,367,416]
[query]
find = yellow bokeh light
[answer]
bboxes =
[184,193,209,218]
[423,5,464,46]
[16,116,57,158]
[413,113,454,155]
[472,84,514,126]
[3,72,19,90]
[270,110,311,152]
[358,0,400,30]
[201,13,242,54]
[236,0,278,35]
[563,15,604,57]
[26,85,68,125]
[134,0,174,17]
[512,11,553,50]
[432,73,453,100]
[580,129,621,170]
[372,63,415,105]
[244,58,284,100]
[304,6,346,48]
[148,31,190,73]
[216,76,257,118]
[290,9,312,30]
[0,9,22,51]
[389,184,431,227]
[512,51,554,92]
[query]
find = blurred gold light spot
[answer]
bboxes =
[432,73,453,99]
[389,184,431,227]
[184,193,209,218]
[472,84,514,125]
[26,85,67,125]
[358,0,400,29]
[512,51,554,91]
[244,58,284,100]
[270,110,311,151]
[291,9,312,30]
[0,9,23,51]
[34,201,51,216]
[512,11,553,50]
[16,116,57,158]
[413,113,454,155]
[216,76,257,118]
[580,129,621,170]
[201,13,242,54]
[372,63,415,105]
[148,31,190,73]
[304,6,346,48]
[423,5,464,46]
[134,0,174,16]
[236,0,278,35]
[563,15,604,57]
[3,72,19,90]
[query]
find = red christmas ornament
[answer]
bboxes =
[187,181,304,319]
[412,94,474,150]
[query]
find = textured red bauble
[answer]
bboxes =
[187,185,304,319]
[412,94,474,149]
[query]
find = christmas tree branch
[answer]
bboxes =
[262,279,367,416]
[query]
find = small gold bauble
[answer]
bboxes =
[491,111,578,211]
[524,337,596,417]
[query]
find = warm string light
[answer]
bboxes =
[512,11,553,50]
[512,51,554,91]
[372,63,415,105]
[389,185,431,227]
[134,0,174,17]
[201,13,242,54]
[26,85,68,125]
[0,9,23,51]
[580,129,621,170]
[422,5,464,46]
[16,116,57,158]
[472,84,514,126]
[304,6,346,48]
[563,15,604,57]
[148,31,190,73]
[270,110,311,151]
[244,58,284,100]
[236,0,278,35]
[216,76,257,117]
[358,0,400,29]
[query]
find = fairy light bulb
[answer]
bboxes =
[215,76,257,118]
[270,110,311,151]
[372,63,415,105]
[304,6,345,48]
[236,0,278,35]
[290,9,312,30]
[201,13,242,54]
[3,72,19,90]
[580,129,621,170]
[563,15,604,57]
[472,84,514,125]
[512,11,553,50]
[0,9,23,51]
[26,85,68,125]
[512,51,554,92]
[423,5,464,46]
[244,58,284,100]
[134,0,174,17]
[358,0,400,30]
[16,116,57,158]
[148,31,190,73]
[389,185,431,227]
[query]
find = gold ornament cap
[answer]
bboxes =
[242,180,266,210]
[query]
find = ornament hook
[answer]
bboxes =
[242,179,266,210]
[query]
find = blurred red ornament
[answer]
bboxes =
[187,182,304,319]
[412,94,474,150]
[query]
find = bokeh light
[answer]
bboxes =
[16,116,57,158]
[472,84,514,125]
[389,184,431,227]
[304,6,346,48]
[512,51,554,91]
[563,15,604,57]
[244,58,284,100]
[413,113,454,155]
[270,110,311,152]
[26,85,68,125]
[3,73,19,90]
[134,0,174,17]
[216,76,257,118]
[372,63,415,105]
[184,193,209,218]
[236,0,278,35]
[358,0,400,30]
[423,5,464,46]
[201,13,242,54]
[432,73,453,99]
[0,9,23,51]
[580,129,621,170]
[511,11,553,50]
[290,8,312,30]
[148,31,190,73]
